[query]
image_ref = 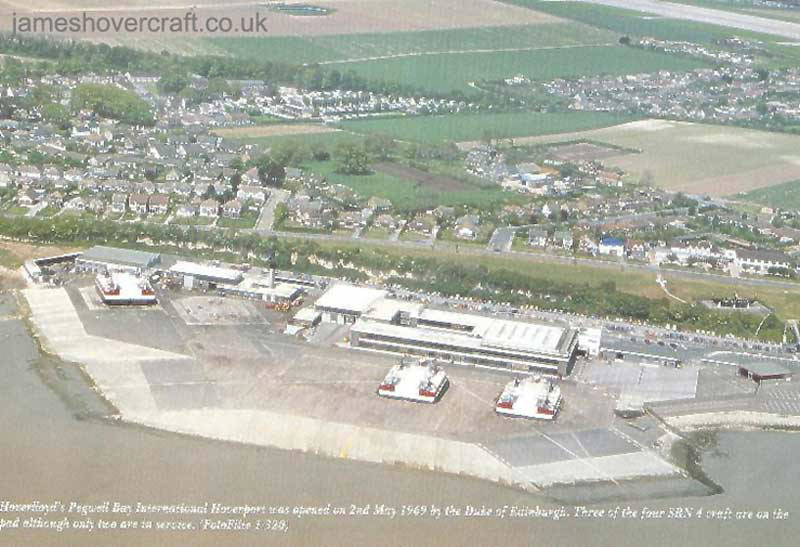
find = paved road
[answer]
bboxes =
[254,188,289,232]
[243,225,800,293]
[579,0,800,40]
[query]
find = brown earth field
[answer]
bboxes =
[0,0,558,38]
[0,240,81,263]
[212,123,339,139]
[374,162,471,192]
[462,119,800,197]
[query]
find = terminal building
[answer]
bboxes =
[314,284,579,377]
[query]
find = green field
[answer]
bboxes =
[339,111,637,144]
[308,161,514,212]
[210,21,709,94]
[207,23,617,65]
[342,44,707,93]
[741,179,800,209]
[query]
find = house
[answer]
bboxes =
[406,215,436,236]
[18,189,39,207]
[63,196,86,211]
[454,214,480,240]
[367,196,392,213]
[735,249,793,275]
[599,237,625,257]
[175,203,198,218]
[165,167,181,182]
[552,230,573,250]
[87,198,105,214]
[111,193,127,214]
[47,191,64,208]
[222,199,243,219]
[338,210,365,229]
[237,185,267,204]
[241,167,260,185]
[528,228,547,248]
[17,165,41,181]
[285,167,303,181]
[148,194,169,215]
[129,193,149,214]
[374,213,399,231]
[199,199,219,218]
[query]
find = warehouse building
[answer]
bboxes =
[313,285,579,376]
[703,353,795,384]
[167,261,243,289]
[314,284,387,324]
[76,246,160,273]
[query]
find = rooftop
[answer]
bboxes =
[169,261,243,284]
[80,246,160,269]
[315,284,388,314]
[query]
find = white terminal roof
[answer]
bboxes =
[481,319,566,354]
[353,317,574,360]
[365,299,424,322]
[315,284,387,314]
[169,261,243,284]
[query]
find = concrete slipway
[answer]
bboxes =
[22,287,683,491]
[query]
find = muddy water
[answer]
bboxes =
[0,291,797,546]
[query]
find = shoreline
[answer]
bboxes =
[15,281,798,499]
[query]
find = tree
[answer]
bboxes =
[364,134,397,161]
[334,142,370,175]
[157,72,190,94]
[40,103,72,130]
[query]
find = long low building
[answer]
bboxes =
[76,246,160,273]
[167,261,244,288]
[316,285,579,376]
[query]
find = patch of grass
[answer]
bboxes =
[740,179,800,209]
[308,160,514,211]
[340,111,637,144]
[0,247,21,268]
[171,216,215,226]
[217,213,258,229]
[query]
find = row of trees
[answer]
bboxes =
[0,214,786,341]
[69,83,154,126]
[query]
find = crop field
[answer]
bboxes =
[740,179,800,209]
[503,119,800,196]
[340,111,638,144]
[307,161,515,211]
[208,22,617,65]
